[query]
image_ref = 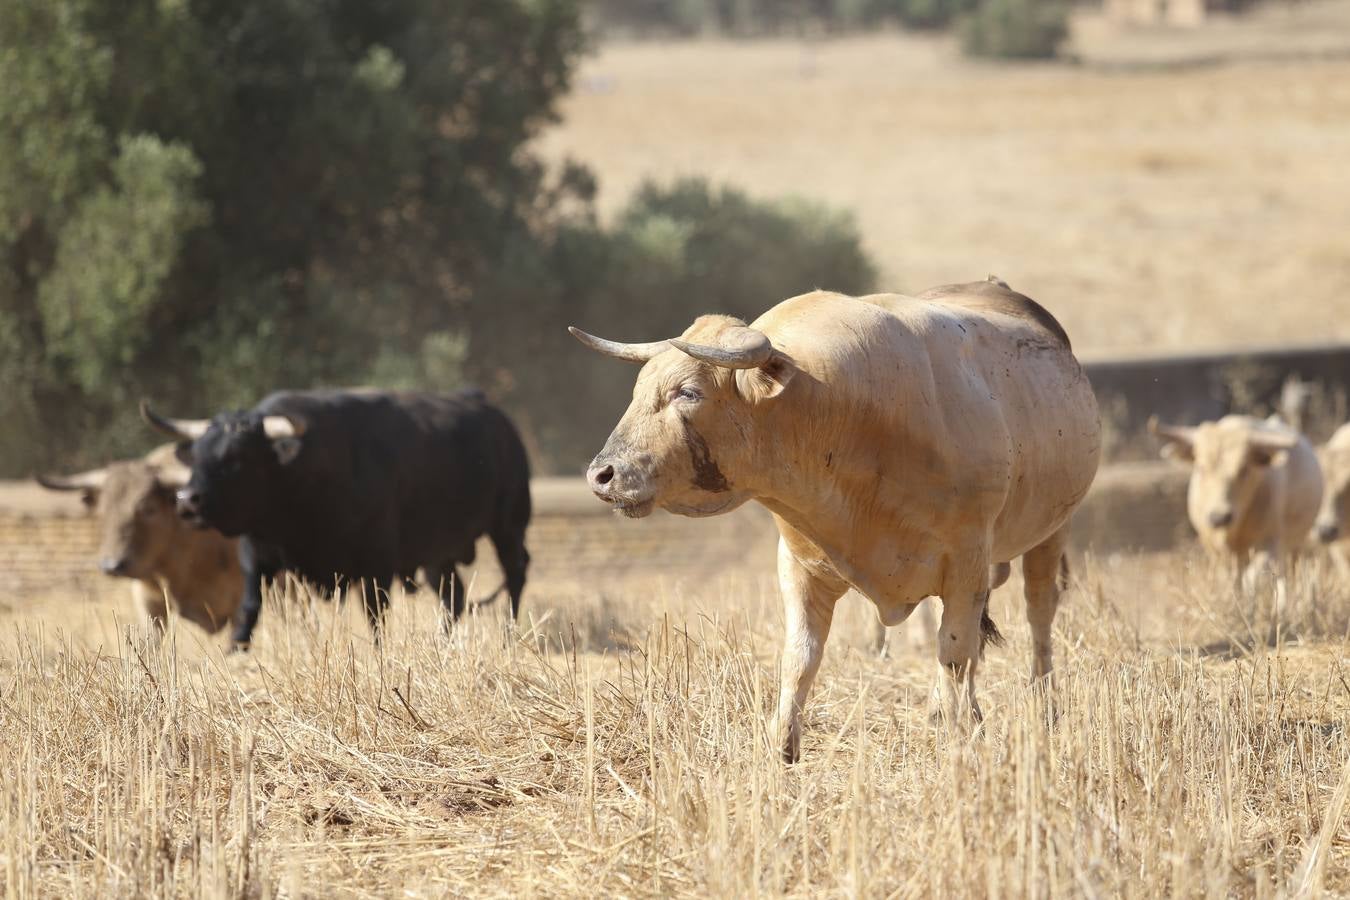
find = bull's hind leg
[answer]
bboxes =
[1022,527,1069,682]
[490,529,530,620]
[360,577,393,644]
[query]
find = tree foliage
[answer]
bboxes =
[1,1,879,476]
[959,0,1069,58]
[0,0,587,473]
[482,178,877,468]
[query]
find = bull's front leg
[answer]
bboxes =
[773,537,846,763]
[231,538,279,652]
[935,555,995,725]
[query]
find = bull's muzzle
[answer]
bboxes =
[585,456,655,518]
[99,556,129,577]
[587,461,616,497]
[176,488,203,521]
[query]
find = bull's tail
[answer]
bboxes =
[979,594,1005,655]
[470,580,509,608]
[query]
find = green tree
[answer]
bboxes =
[960,0,1069,59]
[475,178,877,470]
[0,0,586,474]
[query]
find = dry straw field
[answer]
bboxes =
[538,4,1350,355]
[7,11,1350,899]
[3,550,1350,897]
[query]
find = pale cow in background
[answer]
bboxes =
[1149,415,1323,580]
[37,444,241,634]
[1314,423,1350,575]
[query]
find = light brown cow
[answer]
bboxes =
[572,278,1101,760]
[1149,415,1323,576]
[1314,423,1350,574]
[38,444,241,634]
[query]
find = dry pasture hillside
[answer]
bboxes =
[539,14,1350,354]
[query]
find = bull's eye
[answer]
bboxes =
[672,385,702,404]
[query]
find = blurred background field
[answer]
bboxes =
[539,11,1350,356]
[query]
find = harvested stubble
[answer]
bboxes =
[1,553,1349,897]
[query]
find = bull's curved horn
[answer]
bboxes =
[568,327,671,364]
[140,400,209,440]
[670,327,773,370]
[262,415,304,439]
[1147,416,1196,445]
[1248,429,1299,452]
[35,468,108,493]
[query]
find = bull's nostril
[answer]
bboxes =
[1209,510,1233,528]
[593,464,615,486]
[1319,524,1341,543]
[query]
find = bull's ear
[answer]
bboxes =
[1249,447,1288,468]
[1160,442,1194,464]
[272,437,302,465]
[1149,416,1195,464]
[735,353,797,402]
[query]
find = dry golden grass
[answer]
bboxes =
[537,8,1350,355]
[3,549,1350,897]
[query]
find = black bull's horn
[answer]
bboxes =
[140,401,210,440]
[141,401,302,440]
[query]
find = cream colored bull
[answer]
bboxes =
[572,278,1101,761]
[1314,423,1350,575]
[1149,415,1323,578]
[38,444,242,634]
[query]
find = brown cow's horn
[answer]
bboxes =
[670,327,773,370]
[140,401,210,440]
[36,468,107,492]
[262,415,304,439]
[1147,416,1196,445]
[568,327,671,364]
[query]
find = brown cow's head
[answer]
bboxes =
[1315,429,1350,544]
[37,446,189,579]
[571,315,797,518]
[1150,416,1299,533]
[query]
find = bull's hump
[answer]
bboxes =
[917,280,1072,351]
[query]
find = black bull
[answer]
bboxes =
[144,388,531,649]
